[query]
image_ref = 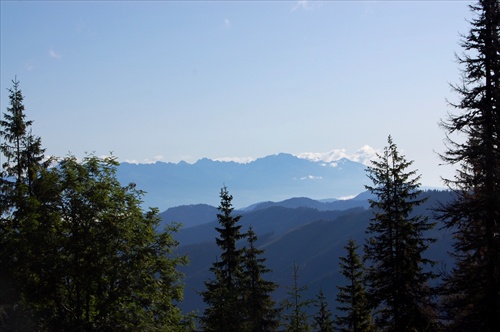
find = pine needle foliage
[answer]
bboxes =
[438,1,500,330]
[280,263,313,332]
[313,289,334,332]
[335,239,373,332]
[0,77,49,330]
[200,186,247,331]
[364,136,437,331]
[241,227,279,332]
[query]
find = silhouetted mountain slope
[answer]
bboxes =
[159,204,218,229]
[175,206,366,246]
[175,190,453,316]
[161,192,373,230]
[244,194,371,212]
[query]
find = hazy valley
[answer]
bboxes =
[160,190,454,316]
[116,153,368,210]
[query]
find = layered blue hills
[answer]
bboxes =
[162,190,454,317]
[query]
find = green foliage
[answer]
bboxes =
[364,136,437,331]
[1,81,191,331]
[4,155,190,331]
[313,289,334,332]
[439,1,500,330]
[200,186,247,331]
[47,156,189,330]
[280,263,313,332]
[335,239,372,332]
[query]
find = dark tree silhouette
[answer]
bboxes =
[439,1,500,330]
[280,263,313,332]
[335,239,372,332]
[313,289,334,332]
[364,136,437,331]
[241,226,279,331]
[201,186,247,331]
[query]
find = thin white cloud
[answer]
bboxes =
[49,48,61,59]
[124,155,166,164]
[292,0,310,12]
[223,18,231,29]
[297,145,380,166]
[25,62,35,71]
[338,194,356,200]
[300,175,323,180]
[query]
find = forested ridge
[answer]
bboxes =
[2,1,500,331]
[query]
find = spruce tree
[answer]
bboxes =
[242,226,279,332]
[439,1,500,330]
[0,78,47,202]
[364,136,437,331]
[201,186,246,331]
[313,289,334,332]
[335,239,372,332]
[0,78,50,329]
[280,263,313,332]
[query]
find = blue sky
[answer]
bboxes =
[1,0,473,188]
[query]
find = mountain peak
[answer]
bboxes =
[117,150,369,210]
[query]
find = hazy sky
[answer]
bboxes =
[1,1,473,188]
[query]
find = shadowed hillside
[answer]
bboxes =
[172,190,453,316]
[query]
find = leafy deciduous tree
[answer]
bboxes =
[40,155,190,331]
[1,82,190,330]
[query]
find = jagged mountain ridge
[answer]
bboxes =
[117,153,367,211]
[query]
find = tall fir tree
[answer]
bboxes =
[439,1,500,331]
[313,289,334,332]
[280,263,313,332]
[241,226,279,332]
[0,78,50,329]
[0,78,46,202]
[335,239,372,332]
[364,136,437,331]
[201,186,247,331]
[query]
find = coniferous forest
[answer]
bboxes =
[1,1,500,331]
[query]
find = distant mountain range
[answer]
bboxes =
[116,153,368,210]
[160,190,454,317]
[116,151,453,319]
